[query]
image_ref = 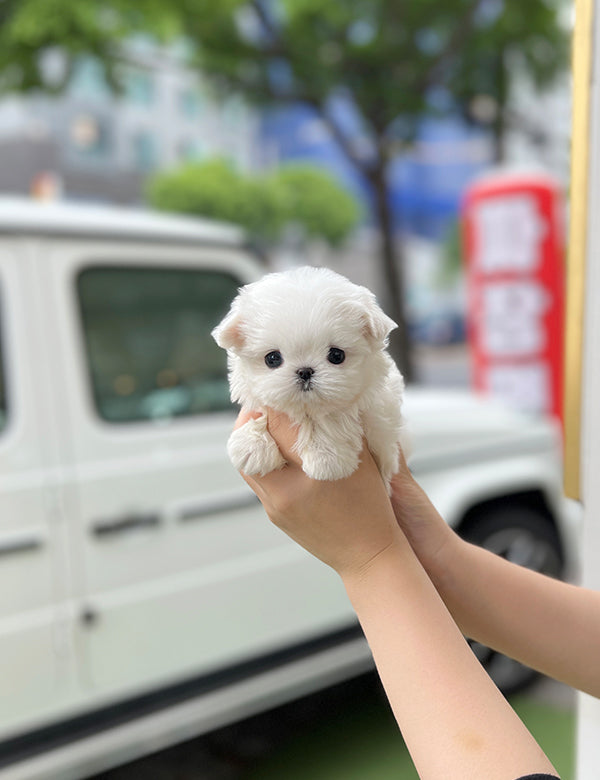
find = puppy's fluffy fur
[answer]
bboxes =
[212,266,404,492]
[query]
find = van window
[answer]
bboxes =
[77,266,239,423]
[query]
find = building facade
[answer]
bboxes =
[0,38,262,204]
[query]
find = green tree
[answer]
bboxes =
[146,158,286,242]
[266,164,361,247]
[0,0,569,376]
[147,159,360,247]
[168,0,568,377]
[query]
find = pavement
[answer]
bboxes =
[89,672,575,780]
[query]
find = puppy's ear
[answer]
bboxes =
[345,288,397,346]
[211,305,245,351]
[363,305,397,345]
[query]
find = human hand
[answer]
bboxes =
[389,447,459,577]
[235,408,405,580]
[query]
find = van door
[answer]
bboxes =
[40,241,354,702]
[0,244,79,738]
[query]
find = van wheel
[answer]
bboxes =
[458,506,563,696]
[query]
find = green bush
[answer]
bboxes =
[267,164,361,247]
[146,159,360,247]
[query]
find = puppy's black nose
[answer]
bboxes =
[296,367,314,383]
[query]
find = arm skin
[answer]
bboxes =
[390,449,600,699]
[236,409,558,780]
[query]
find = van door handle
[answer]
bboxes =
[0,531,44,557]
[177,492,260,522]
[91,512,161,538]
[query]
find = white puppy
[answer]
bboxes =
[212,266,404,493]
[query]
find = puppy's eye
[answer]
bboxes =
[265,350,283,369]
[327,347,345,365]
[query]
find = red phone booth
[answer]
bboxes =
[462,170,565,421]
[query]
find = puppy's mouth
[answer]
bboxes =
[296,368,315,393]
[297,377,314,392]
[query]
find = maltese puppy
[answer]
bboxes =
[212,266,404,492]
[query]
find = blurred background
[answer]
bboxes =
[0,0,578,778]
[0,0,573,387]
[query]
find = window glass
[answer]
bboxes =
[179,88,203,119]
[77,267,239,423]
[123,68,155,107]
[132,132,157,171]
[222,96,246,129]
[68,57,111,100]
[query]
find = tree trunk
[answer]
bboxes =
[370,165,415,383]
[492,49,508,163]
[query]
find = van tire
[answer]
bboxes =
[458,505,563,695]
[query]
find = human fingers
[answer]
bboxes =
[232,407,301,473]
[233,407,300,462]
[238,468,265,506]
[265,409,302,466]
[233,407,262,430]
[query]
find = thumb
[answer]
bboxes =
[234,407,263,430]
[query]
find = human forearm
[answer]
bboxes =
[391,464,600,697]
[235,412,557,778]
[343,537,557,780]
[429,535,600,697]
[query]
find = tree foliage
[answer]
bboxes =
[267,164,362,246]
[171,0,569,162]
[0,0,569,146]
[147,159,361,246]
[160,0,568,376]
[0,0,570,375]
[0,0,180,93]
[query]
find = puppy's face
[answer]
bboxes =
[234,314,371,411]
[212,268,396,413]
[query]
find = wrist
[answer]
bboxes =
[390,472,462,581]
[340,532,419,605]
[424,528,469,599]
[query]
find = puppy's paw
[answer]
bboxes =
[301,449,359,481]
[227,416,286,477]
[380,470,394,496]
[374,446,400,496]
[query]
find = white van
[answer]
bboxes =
[0,198,579,779]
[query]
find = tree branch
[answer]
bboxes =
[242,0,374,174]
[249,0,280,44]
[415,0,486,94]
[306,96,378,173]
